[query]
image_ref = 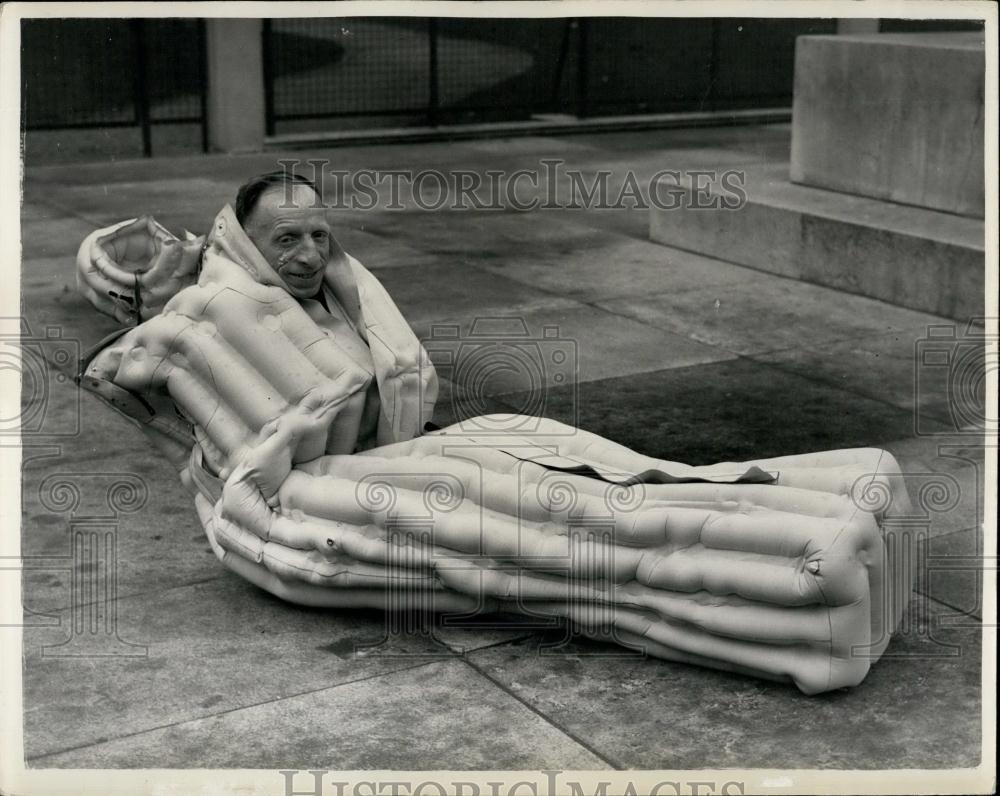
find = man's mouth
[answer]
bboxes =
[285,271,321,285]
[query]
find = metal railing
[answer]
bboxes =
[21,18,209,157]
[262,17,841,135]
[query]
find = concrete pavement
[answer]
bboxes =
[16,124,985,769]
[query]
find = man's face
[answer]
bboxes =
[244,183,332,299]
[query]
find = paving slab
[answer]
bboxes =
[338,228,443,269]
[370,261,579,326]
[429,376,524,429]
[23,140,501,187]
[349,188,651,251]
[876,438,988,622]
[20,386,223,617]
[881,436,986,545]
[918,525,985,620]
[882,434,988,476]
[518,138,786,246]
[19,201,78,223]
[567,123,792,157]
[353,208,613,260]
[412,304,735,400]
[494,358,949,465]
[754,325,972,423]
[459,134,604,156]
[599,279,946,357]
[29,177,237,236]
[20,256,121,355]
[543,147,774,206]
[21,129,754,195]
[29,658,607,769]
[34,175,236,235]
[21,575,462,760]
[21,126,793,266]
[479,238,763,303]
[20,216,102,261]
[465,595,981,770]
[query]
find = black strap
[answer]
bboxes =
[75,326,133,383]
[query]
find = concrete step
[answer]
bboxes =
[791,33,985,218]
[648,163,984,320]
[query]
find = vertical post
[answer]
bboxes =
[550,18,573,109]
[428,17,439,126]
[262,19,275,137]
[707,19,720,112]
[575,17,589,119]
[131,19,152,157]
[205,19,265,152]
[197,19,209,153]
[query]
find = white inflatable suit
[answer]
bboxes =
[77,207,916,694]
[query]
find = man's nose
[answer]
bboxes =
[296,237,322,265]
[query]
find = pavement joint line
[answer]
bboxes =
[915,587,984,623]
[639,237,965,322]
[591,289,951,339]
[25,657,449,764]
[920,589,986,625]
[577,292,954,360]
[475,352,916,427]
[914,525,989,624]
[729,352,969,436]
[23,587,987,765]
[878,443,986,472]
[577,296,746,357]
[737,324,943,360]
[459,654,627,771]
[24,304,985,509]
[20,197,112,230]
[20,574,230,621]
[24,124,791,173]
[30,166,930,336]
[264,109,793,151]
[470,260,769,306]
[734,350,964,431]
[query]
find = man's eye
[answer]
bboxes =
[278,235,296,246]
[313,231,329,241]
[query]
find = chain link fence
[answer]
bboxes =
[22,17,986,154]
[262,17,842,134]
[21,18,208,157]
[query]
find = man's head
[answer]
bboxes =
[235,171,332,299]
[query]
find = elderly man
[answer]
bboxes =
[75,171,915,694]
[78,170,436,472]
[230,171,391,455]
